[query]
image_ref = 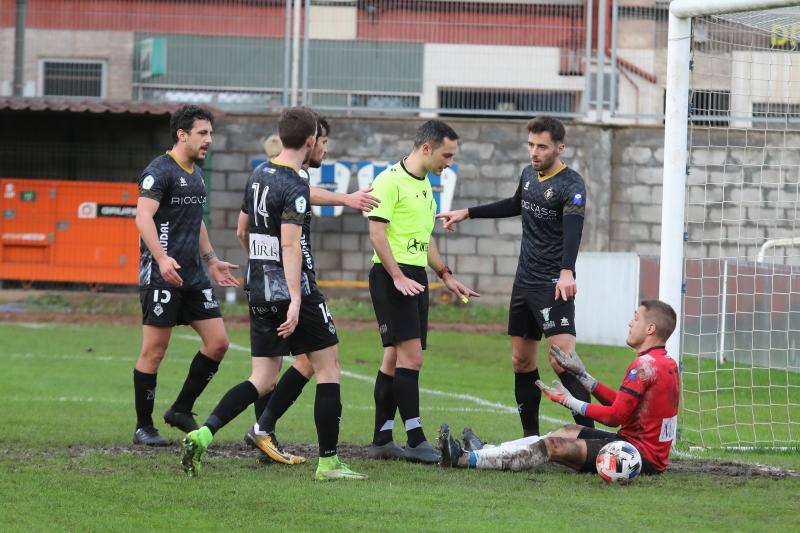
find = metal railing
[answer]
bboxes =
[2,0,793,122]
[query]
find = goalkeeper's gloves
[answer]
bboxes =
[549,345,597,393]
[536,379,588,416]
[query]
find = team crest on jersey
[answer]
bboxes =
[540,307,551,321]
[295,196,307,214]
[153,303,163,316]
[627,368,639,382]
[142,175,155,190]
[572,193,584,206]
[328,323,336,335]
[180,177,188,187]
[544,187,554,200]
[524,180,530,190]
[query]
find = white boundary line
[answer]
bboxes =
[176,334,568,425]
[1,395,511,414]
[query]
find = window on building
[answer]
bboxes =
[438,87,578,118]
[349,93,420,111]
[752,102,800,128]
[40,60,105,98]
[691,90,730,126]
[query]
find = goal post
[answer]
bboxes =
[661,0,800,448]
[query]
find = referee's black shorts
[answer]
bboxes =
[369,263,429,349]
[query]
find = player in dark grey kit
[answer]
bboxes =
[133,105,239,446]
[250,115,381,465]
[437,116,593,437]
[181,107,366,480]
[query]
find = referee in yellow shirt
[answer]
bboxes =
[366,120,479,463]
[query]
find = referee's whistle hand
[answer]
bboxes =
[393,275,425,296]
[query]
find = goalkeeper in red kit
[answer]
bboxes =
[438,300,680,475]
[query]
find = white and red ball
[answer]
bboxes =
[595,440,642,483]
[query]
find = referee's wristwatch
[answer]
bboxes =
[436,266,453,279]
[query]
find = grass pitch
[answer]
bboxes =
[1,317,799,532]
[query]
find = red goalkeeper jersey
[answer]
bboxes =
[585,346,679,472]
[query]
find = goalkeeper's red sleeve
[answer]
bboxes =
[584,388,640,427]
[592,382,617,406]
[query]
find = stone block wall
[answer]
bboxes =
[207,114,660,303]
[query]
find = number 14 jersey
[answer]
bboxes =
[242,160,316,305]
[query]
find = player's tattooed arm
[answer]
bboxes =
[135,196,183,287]
[310,186,380,213]
[199,220,240,287]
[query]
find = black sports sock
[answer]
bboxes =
[314,383,341,458]
[257,366,310,432]
[253,391,272,421]
[172,351,220,413]
[558,371,595,428]
[515,369,542,437]
[204,381,259,435]
[372,370,397,446]
[133,369,157,429]
[393,367,425,447]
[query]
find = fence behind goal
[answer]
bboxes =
[678,5,800,448]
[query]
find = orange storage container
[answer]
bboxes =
[0,178,139,285]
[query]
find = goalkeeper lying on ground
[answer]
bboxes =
[437,300,679,475]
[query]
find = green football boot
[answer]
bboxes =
[314,455,368,481]
[181,426,213,477]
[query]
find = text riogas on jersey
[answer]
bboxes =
[138,153,210,289]
[242,160,317,304]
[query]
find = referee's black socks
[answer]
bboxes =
[172,351,220,413]
[315,383,341,458]
[372,370,397,446]
[256,366,309,432]
[558,371,595,428]
[393,367,426,447]
[515,369,541,437]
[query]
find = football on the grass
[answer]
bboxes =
[596,441,642,483]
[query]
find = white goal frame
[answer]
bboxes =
[661,0,800,449]
[660,0,800,363]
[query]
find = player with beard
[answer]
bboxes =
[249,115,382,464]
[132,105,239,446]
[181,107,366,480]
[437,116,591,438]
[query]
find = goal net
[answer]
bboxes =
[672,3,800,448]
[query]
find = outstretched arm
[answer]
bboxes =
[310,186,380,212]
[549,345,616,405]
[436,182,522,231]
